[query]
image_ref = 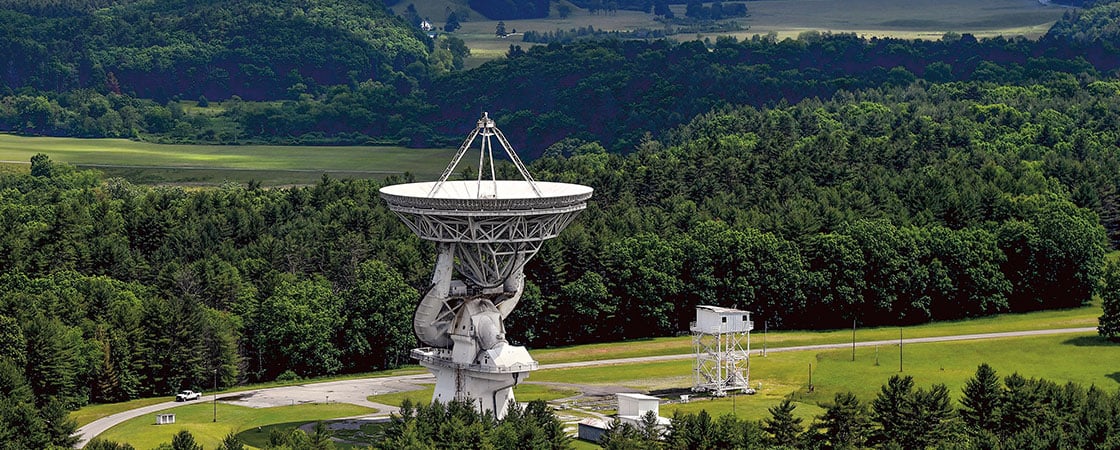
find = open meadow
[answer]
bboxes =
[409,0,1069,67]
[0,134,456,186]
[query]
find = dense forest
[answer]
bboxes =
[3,0,1120,150]
[2,0,1120,445]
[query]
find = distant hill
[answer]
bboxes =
[0,0,430,101]
[1047,0,1120,42]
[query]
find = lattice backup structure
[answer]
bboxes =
[379,113,592,418]
[690,305,753,396]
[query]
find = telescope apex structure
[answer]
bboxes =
[379,113,592,418]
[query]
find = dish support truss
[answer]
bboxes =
[429,111,541,199]
[692,323,751,396]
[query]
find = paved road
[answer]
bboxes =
[75,326,1097,447]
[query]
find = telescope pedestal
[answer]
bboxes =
[412,343,536,418]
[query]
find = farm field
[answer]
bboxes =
[414,0,1069,67]
[0,134,456,186]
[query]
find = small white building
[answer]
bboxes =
[617,393,671,429]
[691,305,753,396]
[691,305,753,334]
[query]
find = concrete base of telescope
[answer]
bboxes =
[412,345,537,419]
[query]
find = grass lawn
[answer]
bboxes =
[537,332,1119,423]
[98,402,373,449]
[0,134,456,186]
[530,302,1101,365]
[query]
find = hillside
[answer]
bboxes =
[0,0,430,101]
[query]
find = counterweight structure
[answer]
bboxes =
[379,113,592,418]
[691,305,753,396]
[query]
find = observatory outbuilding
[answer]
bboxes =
[691,305,753,396]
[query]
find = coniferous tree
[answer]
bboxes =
[960,363,1003,433]
[872,374,914,445]
[639,409,662,443]
[0,358,48,449]
[170,430,203,450]
[909,383,956,448]
[217,432,245,450]
[813,391,871,449]
[764,399,803,447]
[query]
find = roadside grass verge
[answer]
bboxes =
[71,397,175,429]
[530,302,1101,365]
[0,134,455,186]
[98,402,373,450]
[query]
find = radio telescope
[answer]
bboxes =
[379,113,592,418]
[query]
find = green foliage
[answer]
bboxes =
[600,417,647,449]
[871,375,958,448]
[764,399,803,447]
[342,260,418,371]
[811,391,872,449]
[84,438,137,450]
[0,315,27,367]
[170,429,203,450]
[256,277,342,378]
[380,399,568,449]
[1100,261,1120,341]
[960,363,1003,433]
[217,432,245,450]
[0,0,428,100]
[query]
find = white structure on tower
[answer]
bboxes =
[379,113,592,418]
[690,305,753,396]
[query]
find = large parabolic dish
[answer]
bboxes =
[379,113,592,417]
[379,180,591,288]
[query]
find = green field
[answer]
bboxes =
[97,402,374,450]
[0,134,456,186]
[532,331,1119,423]
[530,302,1100,364]
[408,0,1069,67]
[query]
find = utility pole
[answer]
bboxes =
[212,368,218,422]
[763,320,768,357]
[899,327,903,373]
